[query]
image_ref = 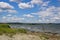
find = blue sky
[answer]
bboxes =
[0,0,60,23]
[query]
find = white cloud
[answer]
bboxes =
[10,0,21,3]
[0,2,14,9]
[10,0,43,4]
[10,0,14,1]
[32,6,60,17]
[0,9,17,13]
[31,0,43,4]
[53,17,60,19]
[18,0,48,9]
[30,0,50,7]
[9,0,50,9]
[11,16,24,21]
[38,19,50,23]
[18,3,34,9]
[42,1,50,6]
[2,16,6,19]
[0,2,17,13]
[11,0,50,9]
[2,16,24,22]
[7,14,12,17]
[0,9,3,12]
[23,14,34,17]
[7,9,17,13]
[31,6,60,23]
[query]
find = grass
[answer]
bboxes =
[0,24,10,28]
[39,34,49,40]
[0,24,28,37]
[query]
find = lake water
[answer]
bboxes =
[9,23,60,33]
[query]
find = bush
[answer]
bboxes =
[39,34,49,40]
[17,28,27,33]
[0,24,28,36]
[0,24,10,28]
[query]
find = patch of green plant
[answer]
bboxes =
[0,24,10,28]
[0,24,28,36]
[17,28,27,33]
[39,34,49,40]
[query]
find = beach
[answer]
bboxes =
[0,33,60,40]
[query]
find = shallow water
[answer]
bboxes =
[9,24,60,33]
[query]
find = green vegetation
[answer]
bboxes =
[0,24,10,28]
[39,34,49,40]
[0,24,27,37]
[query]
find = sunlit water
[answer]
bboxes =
[9,24,60,33]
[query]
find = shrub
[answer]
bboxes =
[17,28,27,33]
[0,24,28,36]
[0,24,10,28]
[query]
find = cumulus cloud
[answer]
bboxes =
[10,0,21,3]
[52,17,60,20]
[1,0,59,23]
[10,0,50,9]
[10,0,34,9]
[18,0,48,9]
[30,0,50,7]
[6,9,17,13]
[32,6,60,17]
[23,14,34,17]
[2,16,24,22]
[0,2,14,9]
[42,1,50,7]
[32,6,60,23]
[31,0,43,4]
[0,9,3,12]
[18,3,34,9]
[0,9,17,13]
[7,14,12,17]
[0,2,17,13]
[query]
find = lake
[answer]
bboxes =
[9,23,60,33]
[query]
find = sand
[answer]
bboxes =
[0,33,60,40]
[0,34,40,40]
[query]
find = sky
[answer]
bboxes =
[0,0,60,23]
